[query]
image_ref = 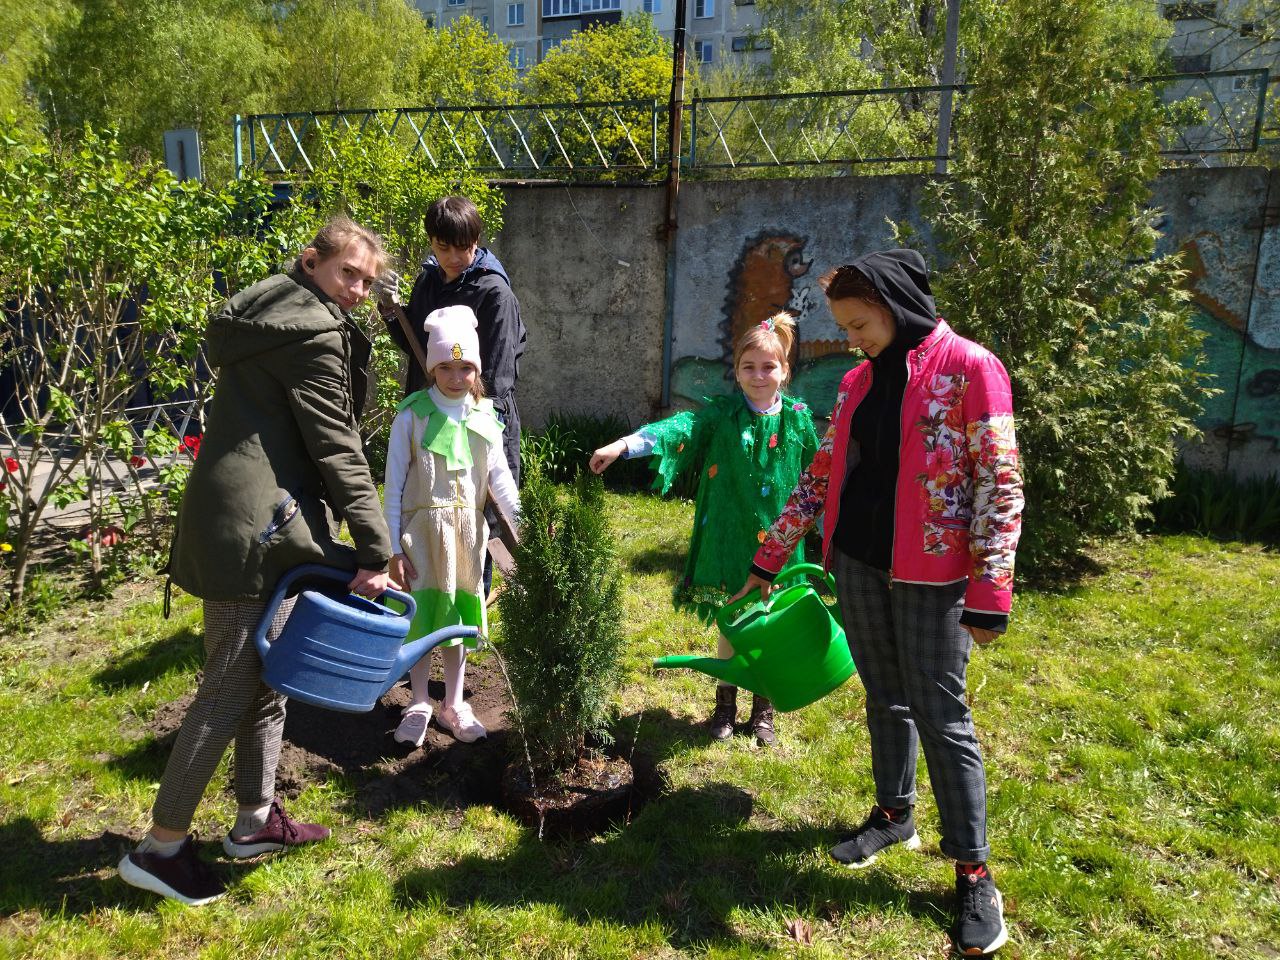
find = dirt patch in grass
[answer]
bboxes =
[150,653,516,816]
[147,652,662,832]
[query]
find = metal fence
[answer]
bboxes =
[235,70,1275,180]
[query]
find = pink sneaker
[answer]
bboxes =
[222,800,330,859]
[438,702,487,743]
[393,703,432,747]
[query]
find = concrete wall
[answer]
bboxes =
[497,167,1280,480]
[488,184,668,429]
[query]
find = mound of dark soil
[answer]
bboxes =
[151,653,515,816]
[148,655,658,832]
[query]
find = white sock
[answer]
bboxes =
[442,644,466,711]
[233,803,272,838]
[136,834,184,857]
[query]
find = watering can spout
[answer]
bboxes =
[379,625,481,698]
[652,654,753,689]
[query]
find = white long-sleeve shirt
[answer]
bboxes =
[383,386,520,545]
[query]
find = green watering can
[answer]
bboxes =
[653,563,855,712]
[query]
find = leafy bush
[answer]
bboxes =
[496,469,625,779]
[0,125,278,605]
[521,412,649,490]
[1149,464,1280,545]
[907,0,1210,579]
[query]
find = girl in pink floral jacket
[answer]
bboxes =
[737,250,1023,957]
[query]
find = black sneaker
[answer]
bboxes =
[118,836,226,906]
[829,805,921,868]
[951,868,1009,956]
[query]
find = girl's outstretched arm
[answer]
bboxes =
[589,439,628,474]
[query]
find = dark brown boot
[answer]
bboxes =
[708,685,737,740]
[750,694,776,747]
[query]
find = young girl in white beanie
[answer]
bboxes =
[384,304,520,746]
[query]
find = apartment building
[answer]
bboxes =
[1163,1,1277,79]
[412,0,768,74]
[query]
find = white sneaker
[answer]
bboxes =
[393,703,432,747]
[438,702,487,743]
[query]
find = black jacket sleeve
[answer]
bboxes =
[476,279,525,401]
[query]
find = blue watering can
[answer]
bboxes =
[254,564,479,713]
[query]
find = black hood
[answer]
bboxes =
[852,249,938,355]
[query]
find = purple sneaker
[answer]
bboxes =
[118,836,226,906]
[222,800,331,859]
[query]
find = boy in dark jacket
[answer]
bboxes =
[385,195,526,486]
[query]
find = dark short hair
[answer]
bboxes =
[425,196,483,248]
[818,264,887,305]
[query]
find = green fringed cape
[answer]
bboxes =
[639,393,820,620]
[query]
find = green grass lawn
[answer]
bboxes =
[1,491,1278,958]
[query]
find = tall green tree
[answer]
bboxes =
[523,14,671,103]
[521,16,670,177]
[37,0,277,179]
[270,0,430,113]
[408,16,518,106]
[0,1,70,131]
[907,0,1208,576]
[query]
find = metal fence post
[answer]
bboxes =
[935,0,962,175]
[233,115,243,179]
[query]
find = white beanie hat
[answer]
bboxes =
[423,305,482,374]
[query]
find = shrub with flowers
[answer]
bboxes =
[0,123,284,607]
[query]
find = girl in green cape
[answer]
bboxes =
[591,313,819,745]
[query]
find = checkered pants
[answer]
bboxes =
[833,550,990,862]
[151,598,295,833]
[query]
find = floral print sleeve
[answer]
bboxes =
[751,384,846,576]
[961,355,1024,614]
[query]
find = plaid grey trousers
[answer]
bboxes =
[833,550,990,862]
[152,598,295,833]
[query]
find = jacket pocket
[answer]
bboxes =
[258,493,300,544]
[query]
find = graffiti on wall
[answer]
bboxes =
[674,231,852,414]
[1179,227,1280,478]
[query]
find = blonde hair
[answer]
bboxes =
[733,311,796,385]
[298,216,389,274]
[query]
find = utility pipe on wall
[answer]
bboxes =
[660,0,689,409]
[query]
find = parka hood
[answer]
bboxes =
[851,249,938,355]
[206,271,347,368]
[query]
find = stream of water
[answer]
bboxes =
[483,638,547,840]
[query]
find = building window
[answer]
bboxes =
[694,0,714,17]
[580,0,620,11]
[731,34,770,52]
[510,45,527,70]
[1163,2,1216,19]
[541,36,564,59]
[543,0,578,16]
[694,39,713,63]
[734,0,755,4]
[643,0,661,11]
[482,14,489,28]
[1171,53,1213,73]
[507,2,524,25]
[1232,74,1260,92]
[447,0,466,6]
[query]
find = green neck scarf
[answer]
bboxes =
[397,390,504,471]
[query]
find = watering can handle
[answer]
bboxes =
[253,563,417,661]
[769,562,844,628]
